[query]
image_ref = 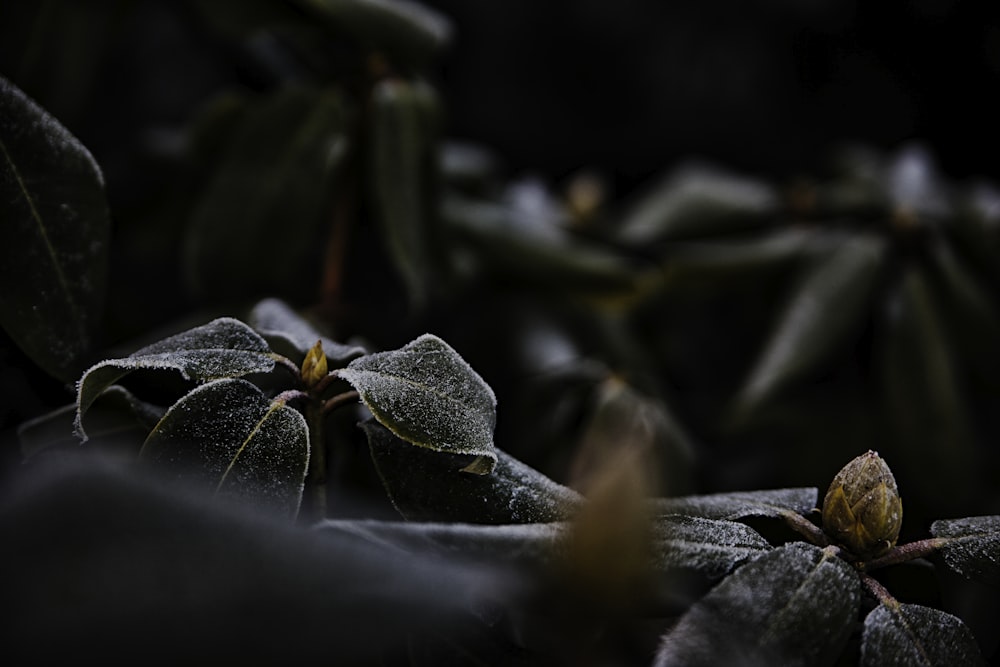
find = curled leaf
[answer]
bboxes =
[248,297,365,364]
[141,378,309,518]
[340,334,498,472]
[75,317,275,440]
[363,421,581,523]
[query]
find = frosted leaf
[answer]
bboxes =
[75,317,275,440]
[653,487,818,520]
[140,378,309,519]
[248,298,365,364]
[654,516,772,579]
[363,421,581,524]
[655,543,860,667]
[341,334,498,472]
[20,385,165,459]
[861,603,985,667]
[0,75,109,382]
[930,515,1000,585]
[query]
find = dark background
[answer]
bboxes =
[3,0,1000,203]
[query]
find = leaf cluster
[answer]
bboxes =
[2,1,1000,664]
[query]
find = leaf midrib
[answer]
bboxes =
[0,135,83,331]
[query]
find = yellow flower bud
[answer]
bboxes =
[301,340,328,389]
[822,450,902,559]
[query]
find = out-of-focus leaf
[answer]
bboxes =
[653,487,818,520]
[440,141,500,194]
[184,86,348,299]
[367,78,440,309]
[339,334,498,471]
[731,233,885,422]
[0,76,109,382]
[656,227,835,292]
[886,143,952,221]
[615,163,778,245]
[0,457,513,664]
[248,297,365,364]
[924,237,1000,390]
[861,602,986,667]
[75,318,275,440]
[443,194,640,295]
[879,269,978,515]
[316,519,563,565]
[292,0,452,67]
[653,516,771,580]
[140,378,309,518]
[930,516,1000,586]
[20,386,164,459]
[363,421,582,523]
[654,543,860,667]
[570,375,695,496]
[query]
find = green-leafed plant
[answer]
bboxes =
[2,1,999,664]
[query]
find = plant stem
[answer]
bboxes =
[322,389,360,414]
[861,537,950,572]
[860,573,898,608]
[270,353,302,377]
[781,510,830,547]
[305,401,326,520]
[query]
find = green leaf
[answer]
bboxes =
[340,334,498,471]
[363,421,582,523]
[653,487,818,521]
[443,194,640,295]
[141,378,309,518]
[930,516,1000,586]
[0,75,109,381]
[291,0,452,67]
[654,516,772,579]
[861,602,986,667]
[615,163,778,245]
[879,269,979,514]
[367,78,440,309]
[731,233,886,422]
[20,386,164,459]
[75,317,275,440]
[655,543,860,667]
[657,227,834,291]
[184,86,348,300]
[248,298,365,365]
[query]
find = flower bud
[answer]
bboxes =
[301,340,328,389]
[822,450,902,558]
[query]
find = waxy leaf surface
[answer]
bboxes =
[653,487,818,521]
[861,603,985,667]
[654,516,771,579]
[930,515,1000,586]
[75,317,275,439]
[141,378,309,518]
[341,334,498,471]
[655,543,860,667]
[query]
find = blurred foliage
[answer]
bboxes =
[1,0,1000,664]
